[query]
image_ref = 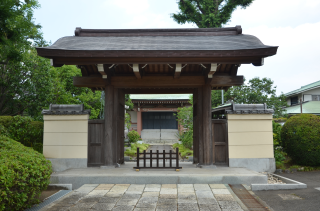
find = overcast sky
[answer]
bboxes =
[34,0,320,95]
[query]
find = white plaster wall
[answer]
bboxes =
[128,111,137,123]
[227,114,274,159]
[43,115,89,159]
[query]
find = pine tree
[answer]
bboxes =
[171,0,254,28]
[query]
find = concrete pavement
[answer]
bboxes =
[50,163,267,189]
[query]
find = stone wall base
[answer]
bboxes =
[229,158,275,173]
[48,158,87,172]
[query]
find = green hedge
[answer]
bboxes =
[0,116,43,153]
[0,136,52,210]
[281,114,320,166]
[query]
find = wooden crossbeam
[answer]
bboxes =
[174,64,181,78]
[97,64,107,79]
[133,64,141,79]
[73,75,243,88]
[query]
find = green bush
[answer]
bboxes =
[281,114,320,166]
[124,143,150,157]
[180,130,193,149]
[173,143,193,159]
[0,116,12,128]
[0,116,43,153]
[127,130,140,144]
[0,136,52,210]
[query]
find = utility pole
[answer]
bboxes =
[221,90,224,104]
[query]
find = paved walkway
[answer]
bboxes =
[43,184,247,211]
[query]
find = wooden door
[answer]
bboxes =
[88,120,104,167]
[212,119,229,165]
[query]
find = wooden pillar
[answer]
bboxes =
[193,87,203,164]
[115,89,125,164]
[137,109,142,136]
[202,84,213,165]
[103,85,116,166]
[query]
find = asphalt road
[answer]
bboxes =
[253,171,320,211]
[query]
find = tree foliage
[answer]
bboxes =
[48,65,102,120]
[0,49,54,118]
[171,0,254,28]
[211,77,287,117]
[0,0,46,63]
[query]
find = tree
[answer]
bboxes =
[171,0,254,28]
[0,0,45,63]
[0,0,52,118]
[0,48,54,118]
[49,65,102,120]
[211,77,287,117]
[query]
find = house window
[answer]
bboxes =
[291,96,298,105]
[312,95,320,101]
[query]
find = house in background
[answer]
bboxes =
[127,94,192,144]
[284,80,320,116]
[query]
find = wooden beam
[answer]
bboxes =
[211,76,243,86]
[133,64,141,79]
[51,56,268,65]
[73,76,109,87]
[208,64,218,78]
[73,75,243,88]
[124,88,194,94]
[97,64,108,79]
[174,64,181,78]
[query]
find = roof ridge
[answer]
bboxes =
[74,26,242,37]
[301,80,320,88]
[285,80,320,96]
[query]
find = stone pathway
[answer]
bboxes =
[43,184,247,211]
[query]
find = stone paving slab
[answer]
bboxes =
[41,184,249,211]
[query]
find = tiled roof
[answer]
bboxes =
[39,34,275,51]
[284,80,320,97]
[284,101,320,114]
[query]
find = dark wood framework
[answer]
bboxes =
[36,26,278,167]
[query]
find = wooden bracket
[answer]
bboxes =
[133,64,141,79]
[208,64,218,78]
[174,64,182,78]
[97,64,108,79]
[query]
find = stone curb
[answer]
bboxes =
[48,184,72,190]
[251,173,307,191]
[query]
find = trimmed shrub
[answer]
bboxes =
[0,135,52,210]
[128,130,140,144]
[0,116,44,153]
[281,114,320,166]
